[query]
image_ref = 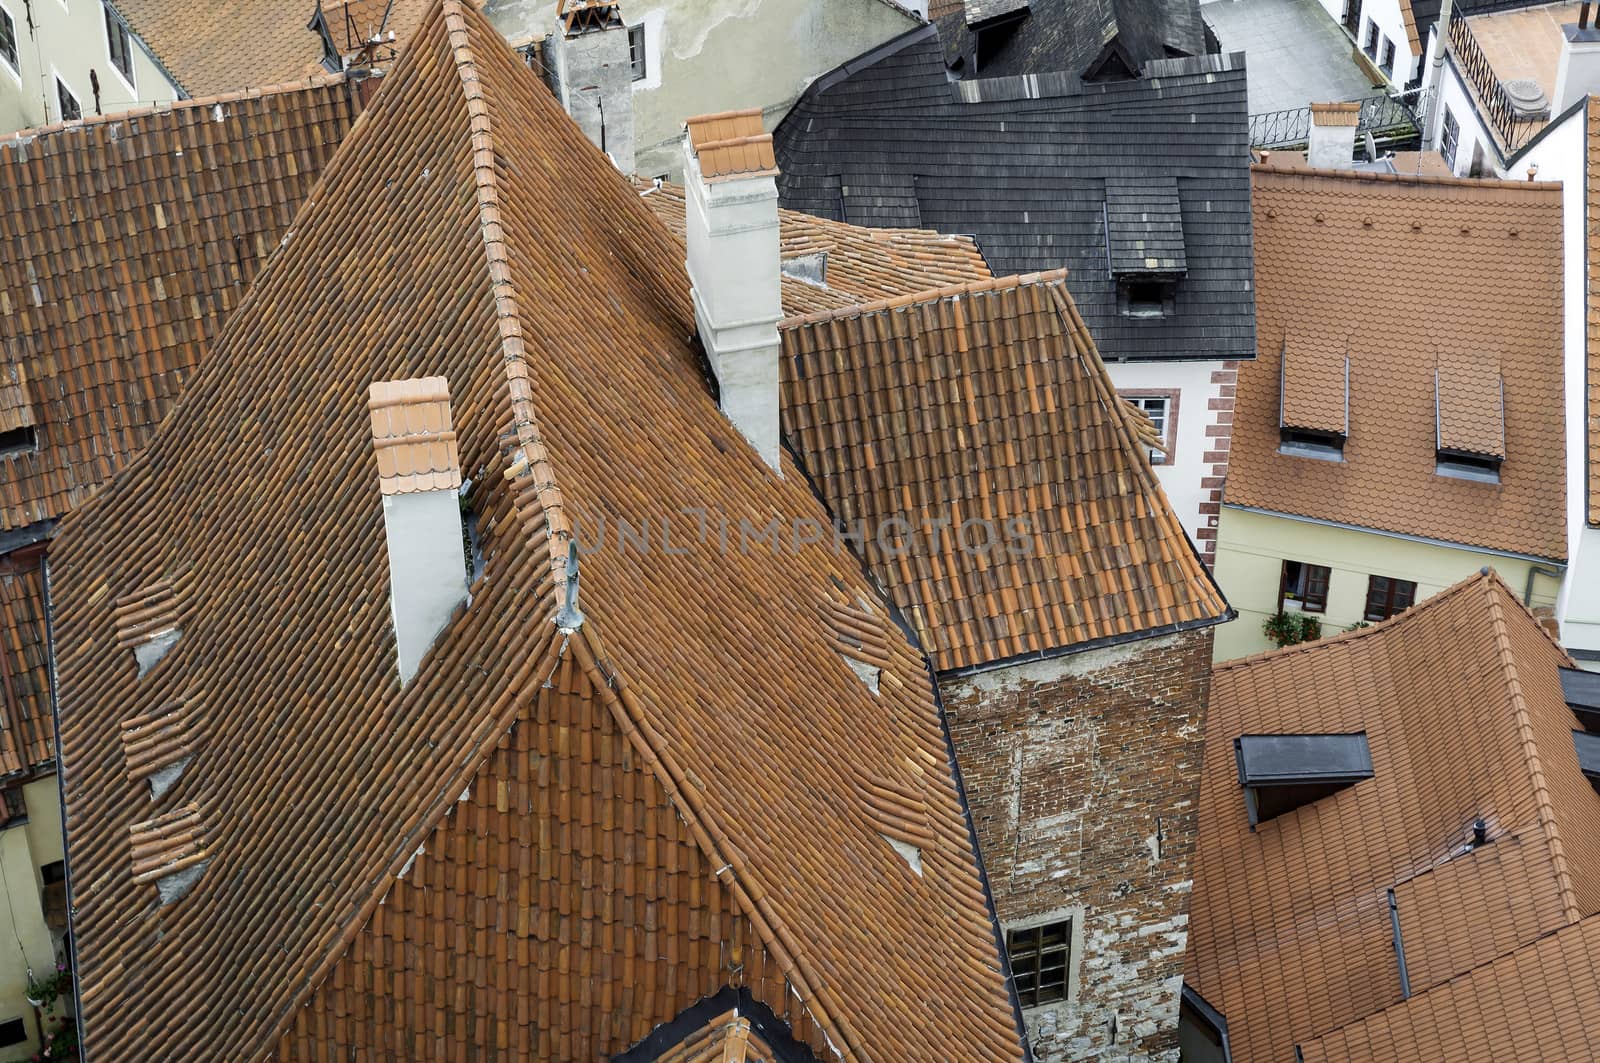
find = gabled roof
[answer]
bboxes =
[773,30,1256,363]
[638,181,993,316]
[1232,165,1565,559]
[0,75,362,532]
[114,0,433,95]
[780,271,1230,673]
[1189,571,1600,1062]
[935,0,1207,80]
[52,2,1025,1059]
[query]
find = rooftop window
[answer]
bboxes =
[1435,449,1501,483]
[1563,666,1600,732]
[1235,732,1373,826]
[1120,279,1172,318]
[1278,341,1348,460]
[1574,729,1600,796]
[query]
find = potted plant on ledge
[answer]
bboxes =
[24,964,68,1010]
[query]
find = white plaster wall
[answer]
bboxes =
[1358,0,1417,85]
[1105,360,1224,552]
[1424,49,1502,175]
[0,0,179,133]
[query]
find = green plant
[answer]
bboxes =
[1263,611,1323,648]
[1345,620,1371,632]
[24,964,68,1010]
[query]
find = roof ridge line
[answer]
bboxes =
[1212,569,1499,673]
[563,626,867,1062]
[1484,575,1582,923]
[1252,161,1564,196]
[0,71,354,149]
[777,268,1070,329]
[441,0,572,605]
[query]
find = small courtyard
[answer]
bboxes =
[1203,0,1383,116]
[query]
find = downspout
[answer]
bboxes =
[1425,0,1455,144]
[41,554,83,1060]
[1526,563,1564,606]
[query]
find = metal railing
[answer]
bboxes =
[1248,90,1428,151]
[1448,15,1541,152]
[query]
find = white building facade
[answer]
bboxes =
[0,0,178,132]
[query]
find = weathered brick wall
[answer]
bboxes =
[941,627,1215,1062]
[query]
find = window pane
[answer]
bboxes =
[1303,564,1330,612]
[57,80,80,121]
[0,10,14,68]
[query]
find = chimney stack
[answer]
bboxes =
[369,376,469,684]
[1555,12,1600,112]
[551,0,636,174]
[1307,102,1361,169]
[682,109,783,474]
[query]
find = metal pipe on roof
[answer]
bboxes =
[1387,888,1412,999]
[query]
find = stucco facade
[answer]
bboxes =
[942,629,1216,1062]
[1213,505,1563,660]
[0,0,178,132]
[0,775,69,1057]
[484,0,918,179]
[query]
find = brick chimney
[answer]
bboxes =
[682,109,783,473]
[369,376,469,683]
[1307,102,1360,169]
[550,0,636,174]
[1555,5,1600,112]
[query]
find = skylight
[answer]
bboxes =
[1234,733,1373,826]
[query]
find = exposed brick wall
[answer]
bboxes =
[1196,362,1238,568]
[941,627,1215,1062]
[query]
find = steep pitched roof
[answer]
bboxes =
[773,31,1256,363]
[780,272,1230,673]
[936,0,1207,80]
[638,181,993,316]
[51,2,1025,1059]
[1189,571,1600,1062]
[1232,165,1566,560]
[115,0,433,95]
[0,75,362,532]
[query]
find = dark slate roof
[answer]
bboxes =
[940,0,1207,80]
[1105,176,1187,274]
[774,27,1256,363]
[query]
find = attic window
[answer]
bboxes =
[1235,733,1373,826]
[1120,280,1173,318]
[1434,362,1503,483]
[1561,666,1600,732]
[1574,729,1600,795]
[129,803,210,904]
[0,426,33,456]
[113,580,182,677]
[1278,341,1348,460]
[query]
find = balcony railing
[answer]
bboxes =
[1448,15,1542,152]
[1249,91,1428,151]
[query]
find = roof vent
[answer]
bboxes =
[1501,79,1550,119]
[120,699,196,800]
[1234,733,1374,826]
[113,580,182,677]
[129,803,210,904]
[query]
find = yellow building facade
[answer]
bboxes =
[1213,506,1564,661]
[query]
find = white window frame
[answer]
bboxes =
[0,1,19,84]
[52,68,82,123]
[103,1,136,94]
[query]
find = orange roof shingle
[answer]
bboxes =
[780,271,1229,672]
[640,180,993,315]
[368,376,462,495]
[1279,338,1348,434]
[1233,166,1566,560]
[1435,355,1505,458]
[0,76,361,533]
[686,109,778,182]
[52,2,1025,1059]
[1189,571,1600,1062]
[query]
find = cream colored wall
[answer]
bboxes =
[0,775,65,1056]
[0,0,179,133]
[1213,506,1564,662]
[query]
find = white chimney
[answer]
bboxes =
[550,0,636,174]
[1307,102,1360,169]
[1555,12,1600,113]
[682,108,783,474]
[369,376,469,684]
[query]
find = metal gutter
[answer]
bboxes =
[1222,503,1568,567]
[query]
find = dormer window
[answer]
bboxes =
[1120,279,1174,318]
[1278,339,1348,460]
[1434,361,1503,483]
[1235,732,1373,826]
[1562,667,1600,732]
[1105,175,1185,320]
[0,364,36,457]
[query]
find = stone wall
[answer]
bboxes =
[941,627,1215,1062]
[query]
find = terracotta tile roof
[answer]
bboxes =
[1279,338,1348,434]
[116,0,433,95]
[119,698,196,785]
[1189,571,1600,1062]
[685,109,778,182]
[1435,356,1505,458]
[654,1011,774,1063]
[0,76,362,533]
[0,545,53,777]
[780,271,1230,673]
[127,802,208,886]
[639,181,992,315]
[51,3,1024,1059]
[1232,166,1566,560]
[0,365,33,434]
[1399,0,1422,52]
[1586,98,1600,526]
[368,376,462,495]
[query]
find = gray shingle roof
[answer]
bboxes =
[940,0,1206,80]
[773,28,1256,363]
